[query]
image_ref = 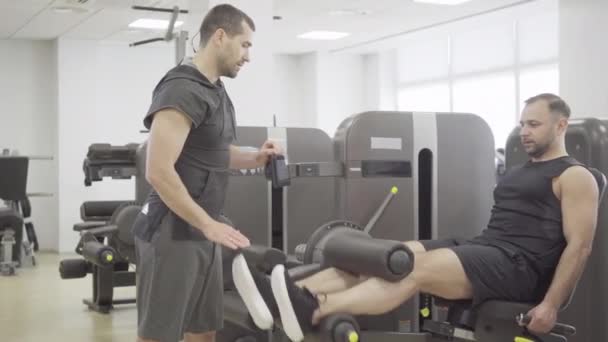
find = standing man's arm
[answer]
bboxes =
[526,166,599,333]
[229,141,282,170]
[146,109,250,250]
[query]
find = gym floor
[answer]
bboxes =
[0,253,137,342]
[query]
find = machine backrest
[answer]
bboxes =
[0,156,28,201]
[560,167,606,311]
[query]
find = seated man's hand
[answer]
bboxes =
[525,301,558,334]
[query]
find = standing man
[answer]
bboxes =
[132,4,281,342]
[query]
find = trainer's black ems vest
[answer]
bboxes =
[133,59,237,242]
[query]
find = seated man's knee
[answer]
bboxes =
[403,240,426,254]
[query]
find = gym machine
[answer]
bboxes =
[59,143,147,313]
[220,110,499,341]
[232,158,602,342]
[0,156,41,276]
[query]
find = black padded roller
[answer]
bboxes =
[80,200,129,221]
[323,231,414,281]
[82,240,116,267]
[240,245,287,273]
[59,259,90,279]
[319,314,360,342]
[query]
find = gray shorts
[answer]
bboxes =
[135,213,223,342]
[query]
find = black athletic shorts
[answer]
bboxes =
[419,238,546,307]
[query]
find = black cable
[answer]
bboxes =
[191,31,200,54]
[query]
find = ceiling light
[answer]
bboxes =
[297,31,350,40]
[328,9,372,16]
[51,6,88,14]
[128,19,184,30]
[413,0,473,5]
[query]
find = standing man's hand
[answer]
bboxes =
[199,220,250,250]
[255,140,283,166]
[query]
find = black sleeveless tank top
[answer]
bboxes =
[473,156,584,275]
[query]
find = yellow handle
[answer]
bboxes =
[514,337,534,342]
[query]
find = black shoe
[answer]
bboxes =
[271,265,320,342]
[250,265,280,318]
[232,253,274,330]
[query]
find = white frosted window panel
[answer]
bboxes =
[397,38,449,83]
[453,73,516,148]
[397,82,450,113]
[451,23,515,74]
[519,64,559,104]
[518,10,558,63]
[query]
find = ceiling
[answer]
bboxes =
[0,0,535,54]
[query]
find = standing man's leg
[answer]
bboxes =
[184,332,216,342]
[183,241,224,342]
[135,217,223,342]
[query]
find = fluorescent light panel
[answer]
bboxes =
[129,19,184,30]
[297,30,350,40]
[414,0,473,4]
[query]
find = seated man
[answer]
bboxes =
[236,93,600,342]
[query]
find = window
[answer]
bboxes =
[397,82,450,113]
[392,0,558,149]
[519,64,559,104]
[453,73,516,148]
[398,38,449,83]
[451,22,515,75]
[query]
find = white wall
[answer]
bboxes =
[559,0,608,118]
[363,50,398,112]
[0,39,58,251]
[271,52,371,136]
[57,39,174,252]
[272,54,314,128]
[272,53,326,128]
[316,52,368,135]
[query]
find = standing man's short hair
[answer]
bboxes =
[525,93,571,119]
[199,4,255,47]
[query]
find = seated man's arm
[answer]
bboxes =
[527,166,599,333]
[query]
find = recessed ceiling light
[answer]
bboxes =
[328,9,372,16]
[297,31,350,40]
[51,6,88,14]
[414,0,473,5]
[128,19,184,30]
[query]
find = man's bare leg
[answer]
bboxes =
[184,331,215,342]
[312,248,472,323]
[296,240,428,294]
[403,240,426,254]
[296,268,363,294]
